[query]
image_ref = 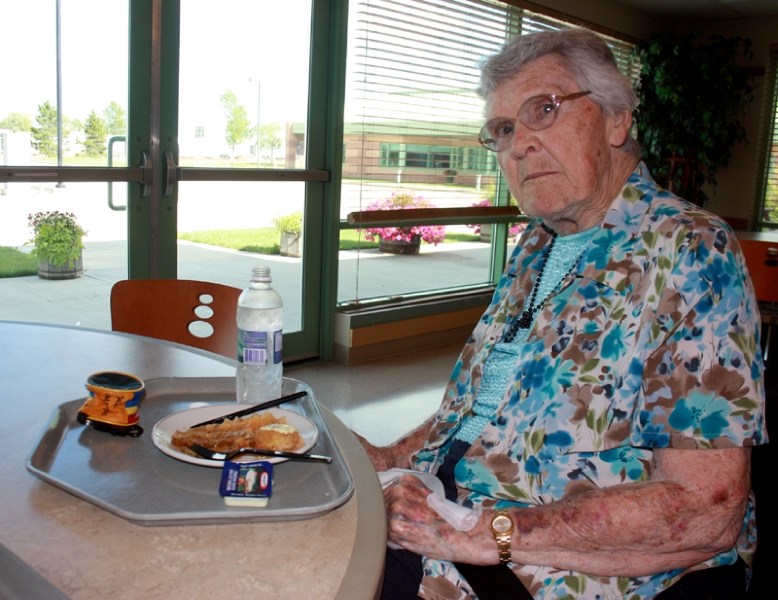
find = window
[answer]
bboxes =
[758,44,778,227]
[379,143,464,169]
[194,126,204,139]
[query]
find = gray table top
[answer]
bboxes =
[0,321,385,600]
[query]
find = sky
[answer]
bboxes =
[0,1,311,127]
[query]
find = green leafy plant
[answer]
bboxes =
[27,211,86,267]
[273,211,303,236]
[632,31,755,205]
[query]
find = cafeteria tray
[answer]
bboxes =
[26,376,354,526]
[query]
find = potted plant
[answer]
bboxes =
[27,210,86,279]
[360,192,446,254]
[632,31,756,206]
[273,211,302,257]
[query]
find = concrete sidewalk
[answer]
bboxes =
[0,239,492,332]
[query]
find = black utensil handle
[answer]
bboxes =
[190,390,308,428]
[256,450,332,463]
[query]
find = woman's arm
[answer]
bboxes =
[353,414,437,471]
[385,446,751,576]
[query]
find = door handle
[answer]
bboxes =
[164,151,178,197]
[139,151,152,198]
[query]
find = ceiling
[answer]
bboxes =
[613,0,778,19]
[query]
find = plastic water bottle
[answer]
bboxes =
[236,266,283,403]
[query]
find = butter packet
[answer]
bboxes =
[219,460,273,507]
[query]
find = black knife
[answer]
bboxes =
[190,390,308,428]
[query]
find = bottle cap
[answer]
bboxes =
[251,266,271,281]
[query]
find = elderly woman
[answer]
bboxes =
[356,27,768,600]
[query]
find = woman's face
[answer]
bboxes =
[488,55,631,233]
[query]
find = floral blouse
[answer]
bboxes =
[411,163,768,600]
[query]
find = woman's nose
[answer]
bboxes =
[507,125,538,158]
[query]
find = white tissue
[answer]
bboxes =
[378,468,482,540]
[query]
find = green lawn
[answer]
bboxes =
[0,246,37,278]
[179,227,478,252]
[178,227,384,252]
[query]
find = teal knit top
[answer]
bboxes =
[454,227,597,443]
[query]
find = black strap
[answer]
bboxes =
[655,558,747,599]
[437,439,471,500]
[453,562,534,600]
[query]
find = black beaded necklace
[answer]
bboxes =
[501,235,582,343]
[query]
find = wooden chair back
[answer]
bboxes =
[110,279,242,358]
[738,237,778,304]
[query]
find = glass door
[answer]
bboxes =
[174,0,327,360]
[0,0,331,361]
[0,0,131,329]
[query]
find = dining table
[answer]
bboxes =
[0,320,386,600]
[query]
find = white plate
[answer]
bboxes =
[152,405,318,468]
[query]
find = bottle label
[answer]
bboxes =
[238,330,283,365]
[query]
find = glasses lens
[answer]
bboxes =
[479,118,514,152]
[518,95,557,130]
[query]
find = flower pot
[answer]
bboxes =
[378,235,421,255]
[38,252,83,280]
[279,232,301,257]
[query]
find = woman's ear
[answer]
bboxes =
[608,110,632,148]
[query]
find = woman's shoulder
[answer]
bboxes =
[624,164,734,239]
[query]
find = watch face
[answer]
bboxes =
[492,514,512,533]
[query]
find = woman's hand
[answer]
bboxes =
[351,414,438,472]
[383,473,495,564]
[352,430,398,471]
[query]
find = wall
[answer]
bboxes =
[334,295,491,364]
[515,0,665,39]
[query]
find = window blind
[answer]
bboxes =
[759,44,778,226]
[344,0,517,211]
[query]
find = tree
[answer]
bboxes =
[632,32,755,205]
[30,101,58,158]
[220,90,251,153]
[0,112,32,132]
[260,123,283,164]
[103,101,126,135]
[82,110,108,156]
[65,116,83,138]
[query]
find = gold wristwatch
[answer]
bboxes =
[489,510,514,564]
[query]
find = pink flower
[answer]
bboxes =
[361,193,446,245]
[467,198,527,238]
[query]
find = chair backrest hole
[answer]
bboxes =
[194,304,214,319]
[188,320,215,339]
[198,293,214,304]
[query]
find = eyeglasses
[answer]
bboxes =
[478,91,592,152]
